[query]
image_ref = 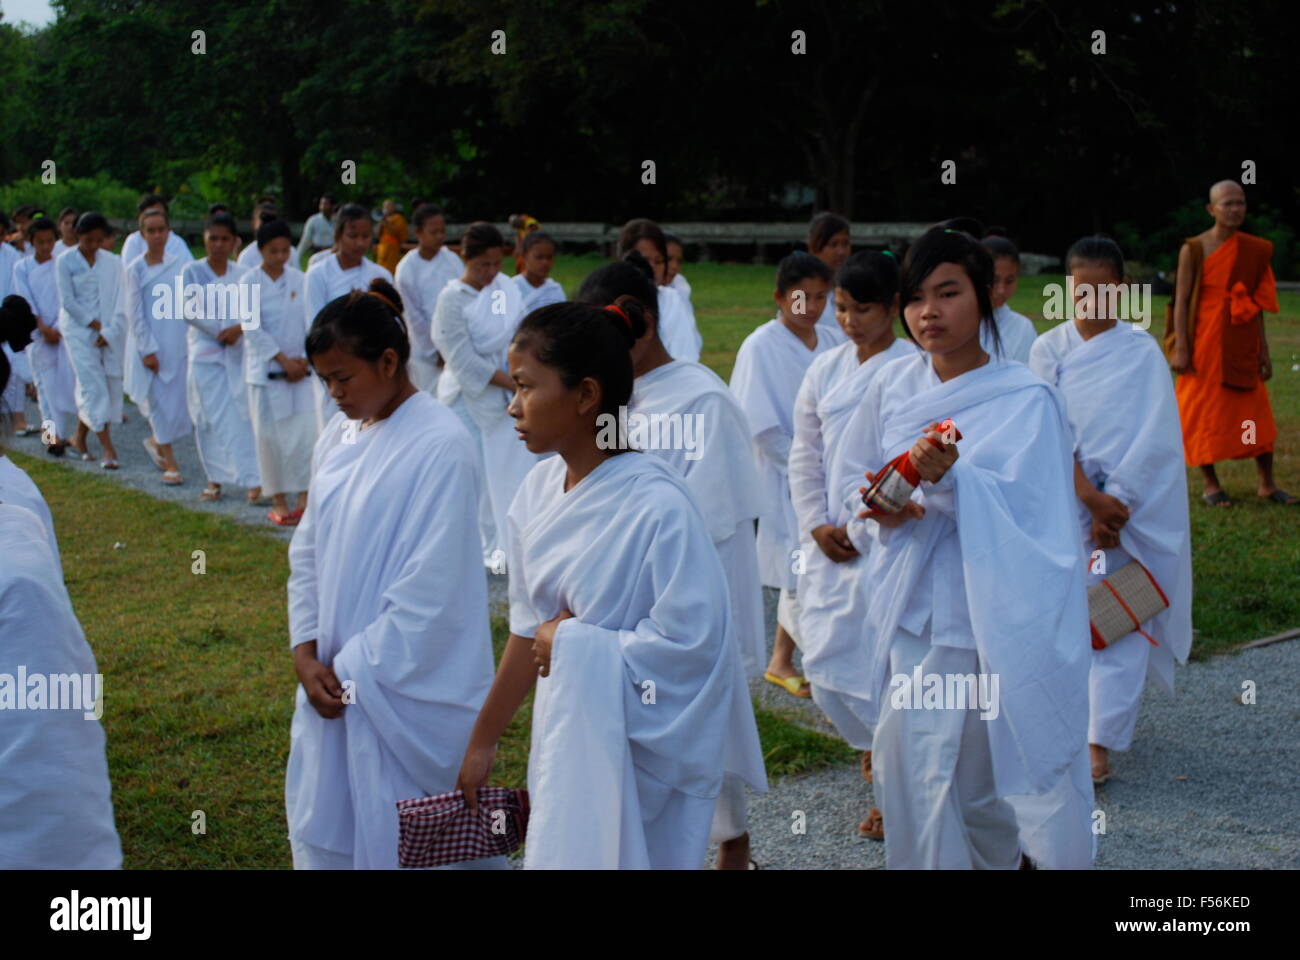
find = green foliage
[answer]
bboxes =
[1115,198,1300,279]
[0,173,140,219]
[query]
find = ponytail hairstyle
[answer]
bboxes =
[520,230,555,255]
[306,277,410,369]
[512,298,647,418]
[981,229,1020,266]
[836,249,900,307]
[75,211,111,237]
[776,250,833,294]
[808,211,850,254]
[257,217,293,249]
[1065,235,1125,282]
[333,203,371,240]
[573,257,660,335]
[616,218,669,268]
[205,211,236,236]
[460,221,504,261]
[0,294,38,354]
[899,225,1000,355]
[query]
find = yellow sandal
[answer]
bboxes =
[763,671,811,699]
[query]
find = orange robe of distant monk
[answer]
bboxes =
[1176,232,1279,465]
[376,213,407,274]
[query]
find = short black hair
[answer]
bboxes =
[1065,235,1125,280]
[26,217,58,241]
[521,230,555,255]
[808,212,850,254]
[899,225,1000,355]
[461,221,504,261]
[75,211,111,236]
[256,218,293,249]
[617,218,668,266]
[776,251,833,294]
[836,250,900,307]
[333,203,371,240]
[412,203,445,230]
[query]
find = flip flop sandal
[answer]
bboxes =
[1201,490,1232,507]
[268,510,300,526]
[858,807,884,841]
[200,485,222,501]
[161,471,183,485]
[100,458,120,470]
[763,671,812,699]
[1261,489,1299,505]
[142,437,166,471]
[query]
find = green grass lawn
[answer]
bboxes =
[10,251,1295,867]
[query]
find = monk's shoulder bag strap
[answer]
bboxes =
[1162,236,1204,369]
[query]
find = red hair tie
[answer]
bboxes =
[604,303,632,330]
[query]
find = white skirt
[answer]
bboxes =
[249,385,316,496]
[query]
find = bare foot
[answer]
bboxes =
[715,832,751,869]
[860,750,873,783]
[1090,743,1110,784]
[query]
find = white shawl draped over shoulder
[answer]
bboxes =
[839,353,1090,796]
[508,453,757,868]
[629,360,767,676]
[789,338,918,710]
[1055,326,1192,692]
[285,391,495,867]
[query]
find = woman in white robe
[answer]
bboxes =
[837,227,1091,870]
[56,213,125,466]
[303,204,394,432]
[432,222,538,567]
[286,279,499,870]
[241,221,316,523]
[393,204,462,395]
[123,210,191,483]
[730,252,838,697]
[1028,237,1192,796]
[14,222,78,449]
[808,211,853,346]
[981,235,1037,363]
[0,502,121,868]
[457,301,756,870]
[788,251,918,838]
[615,219,704,362]
[182,213,260,501]
[574,263,768,868]
[513,230,566,313]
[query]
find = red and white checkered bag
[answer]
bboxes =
[396,787,529,868]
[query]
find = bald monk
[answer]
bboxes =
[1170,181,1294,506]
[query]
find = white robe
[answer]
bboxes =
[394,245,462,394]
[303,254,394,431]
[56,247,126,433]
[508,452,763,869]
[0,243,21,302]
[789,338,918,747]
[237,241,299,273]
[14,254,78,439]
[513,273,565,313]
[729,318,839,592]
[1,342,29,422]
[433,274,538,562]
[839,353,1092,868]
[670,271,692,304]
[1037,323,1193,746]
[0,503,121,868]
[120,229,190,268]
[182,258,260,488]
[241,266,316,496]
[656,285,703,363]
[124,250,193,445]
[982,304,1037,363]
[285,391,496,869]
[0,454,60,570]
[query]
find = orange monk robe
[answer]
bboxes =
[376,213,407,274]
[1176,232,1280,466]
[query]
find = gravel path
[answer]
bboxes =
[11,398,1298,869]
